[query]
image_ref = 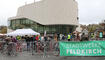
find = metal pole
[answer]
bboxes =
[32,42,34,55]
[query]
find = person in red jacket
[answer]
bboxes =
[35,35,39,53]
[35,35,39,41]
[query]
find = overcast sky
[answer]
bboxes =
[0,0,105,26]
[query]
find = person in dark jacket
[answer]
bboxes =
[25,35,30,51]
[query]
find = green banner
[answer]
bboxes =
[59,41,105,56]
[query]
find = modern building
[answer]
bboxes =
[8,0,79,35]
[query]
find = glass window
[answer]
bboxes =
[9,18,76,34]
[23,19,26,24]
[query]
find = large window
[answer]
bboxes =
[9,18,76,34]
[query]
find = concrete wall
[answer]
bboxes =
[9,0,78,26]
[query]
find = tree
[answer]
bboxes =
[87,24,102,33]
[0,26,7,34]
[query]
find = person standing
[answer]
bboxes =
[25,35,30,51]
[67,33,71,41]
[35,35,39,41]
[76,33,80,41]
[54,34,59,56]
[41,36,44,43]
[81,33,85,41]
[54,34,58,42]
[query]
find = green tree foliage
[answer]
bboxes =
[87,24,102,33]
[0,26,7,34]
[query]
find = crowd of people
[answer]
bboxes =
[66,32,104,42]
[0,34,61,56]
[0,32,103,56]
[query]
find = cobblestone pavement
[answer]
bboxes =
[0,52,105,60]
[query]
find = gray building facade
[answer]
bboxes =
[8,0,79,34]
